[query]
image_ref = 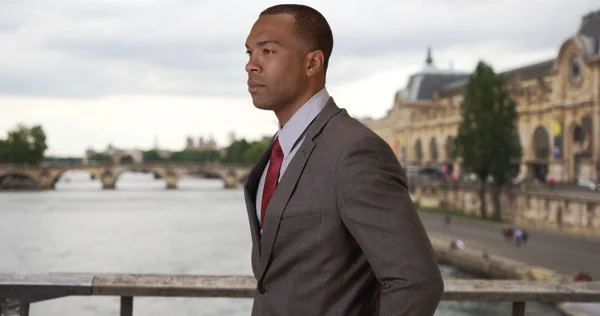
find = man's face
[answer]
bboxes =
[245,14,307,111]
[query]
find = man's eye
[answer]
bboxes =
[263,49,272,54]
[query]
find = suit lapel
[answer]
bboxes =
[258,97,342,281]
[244,135,276,248]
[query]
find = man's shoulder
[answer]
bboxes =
[323,109,392,153]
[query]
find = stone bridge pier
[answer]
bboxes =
[99,169,117,189]
[98,167,182,190]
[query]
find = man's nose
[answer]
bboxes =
[246,56,261,73]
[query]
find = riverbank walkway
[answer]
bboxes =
[419,211,600,280]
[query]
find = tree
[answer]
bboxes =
[453,61,522,221]
[88,153,112,163]
[243,139,270,164]
[0,139,8,162]
[169,149,221,162]
[28,125,48,163]
[143,150,163,162]
[0,124,48,165]
[222,139,251,163]
[120,155,134,164]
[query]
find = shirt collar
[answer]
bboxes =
[277,87,330,157]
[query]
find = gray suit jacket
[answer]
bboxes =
[243,98,443,316]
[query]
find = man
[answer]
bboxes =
[243,4,443,316]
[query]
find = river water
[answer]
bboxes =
[0,171,561,316]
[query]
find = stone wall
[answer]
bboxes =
[429,235,561,281]
[410,179,600,234]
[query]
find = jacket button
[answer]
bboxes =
[258,283,266,294]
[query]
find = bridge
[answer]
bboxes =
[0,162,254,190]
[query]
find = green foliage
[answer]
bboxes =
[453,61,522,219]
[142,137,268,165]
[120,155,134,164]
[242,139,270,164]
[169,149,221,162]
[0,121,272,167]
[88,153,113,163]
[222,139,251,163]
[220,138,270,164]
[142,150,163,162]
[0,124,48,165]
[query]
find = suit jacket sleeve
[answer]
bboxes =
[336,133,444,316]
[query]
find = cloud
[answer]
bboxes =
[1,0,597,99]
[1,0,599,155]
[333,0,590,58]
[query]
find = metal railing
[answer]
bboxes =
[1,273,599,316]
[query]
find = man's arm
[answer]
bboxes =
[336,133,444,316]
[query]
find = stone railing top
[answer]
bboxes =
[1,273,599,303]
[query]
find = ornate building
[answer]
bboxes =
[368,9,600,182]
[185,135,218,151]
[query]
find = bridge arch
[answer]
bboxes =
[50,168,103,189]
[112,167,171,180]
[238,172,250,184]
[0,172,39,190]
[193,169,224,180]
[189,165,250,188]
[108,167,178,189]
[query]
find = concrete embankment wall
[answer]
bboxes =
[429,235,562,281]
[428,236,597,316]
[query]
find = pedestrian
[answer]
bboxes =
[243,4,443,315]
[574,272,592,282]
[514,228,523,247]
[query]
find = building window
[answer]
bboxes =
[568,54,583,86]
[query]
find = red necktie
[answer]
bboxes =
[261,137,284,227]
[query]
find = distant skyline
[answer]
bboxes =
[1,0,598,156]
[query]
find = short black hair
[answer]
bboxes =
[260,4,334,73]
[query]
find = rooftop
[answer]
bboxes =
[401,48,470,102]
[410,8,600,97]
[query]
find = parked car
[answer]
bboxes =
[417,167,444,180]
[578,179,599,191]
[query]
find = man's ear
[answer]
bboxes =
[305,50,324,77]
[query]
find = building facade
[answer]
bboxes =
[185,136,218,151]
[84,144,144,164]
[368,10,600,182]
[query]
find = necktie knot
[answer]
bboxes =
[271,137,283,161]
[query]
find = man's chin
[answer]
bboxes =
[251,99,273,111]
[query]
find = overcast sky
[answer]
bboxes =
[1,0,598,156]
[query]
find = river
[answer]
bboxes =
[0,171,561,315]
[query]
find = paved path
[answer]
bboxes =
[419,211,600,280]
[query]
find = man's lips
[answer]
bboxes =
[248,82,265,93]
